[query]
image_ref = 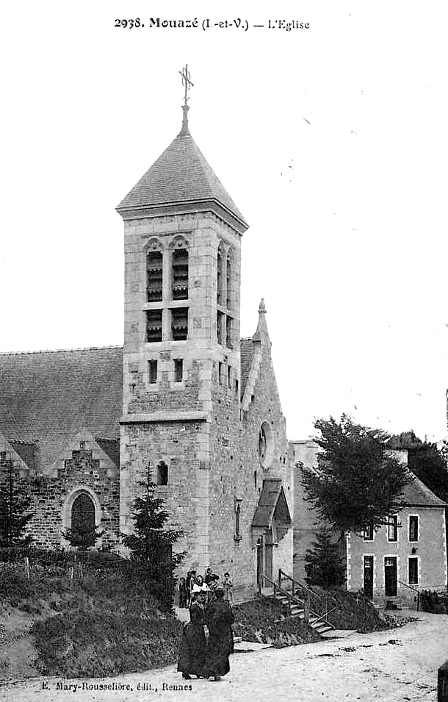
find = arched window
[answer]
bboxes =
[226,248,233,308]
[71,492,96,548]
[258,421,274,469]
[146,241,163,302]
[156,461,168,486]
[217,243,224,305]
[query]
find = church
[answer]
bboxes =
[0,72,293,597]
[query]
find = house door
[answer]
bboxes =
[363,556,374,599]
[384,557,397,597]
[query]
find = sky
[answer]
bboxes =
[1,1,448,442]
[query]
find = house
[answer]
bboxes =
[291,439,447,606]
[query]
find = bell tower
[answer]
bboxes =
[116,67,248,569]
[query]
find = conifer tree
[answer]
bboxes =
[0,456,33,547]
[122,465,184,608]
[301,414,412,534]
[304,525,346,588]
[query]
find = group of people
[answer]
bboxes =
[177,568,235,682]
[178,568,233,608]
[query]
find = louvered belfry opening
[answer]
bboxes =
[146,309,163,342]
[171,307,188,340]
[146,250,163,302]
[172,248,188,300]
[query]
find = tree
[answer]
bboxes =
[0,456,33,547]
[390,433,448,542]
[121,467,184,609]
[304,525,346,588]
[61,525,104,551]
[300,415,412,534]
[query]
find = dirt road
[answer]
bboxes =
[1,612,447,702]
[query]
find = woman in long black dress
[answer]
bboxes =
[177,590,207,679]
[203,588,234,682]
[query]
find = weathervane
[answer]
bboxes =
[179,64,193,134]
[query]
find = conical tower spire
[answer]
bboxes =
[179,64,193,136]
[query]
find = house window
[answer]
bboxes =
[174,359,183,382]
[226,315,233,349]
[156,461,168,486]
[387,515,398,542]
[408,557,418,585]
[363,522,374,541]
[146,251,163,302]
[409,515,419,542]
[171,308,188,340]
[172,248,188,300]
[146,309,163,342]
[148,360,157,384]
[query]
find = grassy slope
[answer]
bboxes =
[0,559,390,681]
[0,560,182,679]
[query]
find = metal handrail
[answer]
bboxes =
[278,569,324,601]
[260,573,335,629]
[398,579,420,610]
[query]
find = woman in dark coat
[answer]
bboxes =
[203,588,235,681]
[177,590,207,679]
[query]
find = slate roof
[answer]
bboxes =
[252,479,292,528]
[403,474,446,507]
[0,347,123,471]
[116,129,248,229]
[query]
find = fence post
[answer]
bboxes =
[24,557,30,580]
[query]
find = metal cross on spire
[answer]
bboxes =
[179,64,193,135]
[179,64,194,107]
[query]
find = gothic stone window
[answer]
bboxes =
[71,492,96,546]
[217,244,224,305]
[174,359,183,382]
[226,249,233,309]
[156,461,168,486]
[258,421,274,469]
[148,360,158,384]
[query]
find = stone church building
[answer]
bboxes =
[0,101,293,596]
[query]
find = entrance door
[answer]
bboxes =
[256,536,264,588]
[384,557,397,597]
[265,542,273,582]
[363,556,374,599]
